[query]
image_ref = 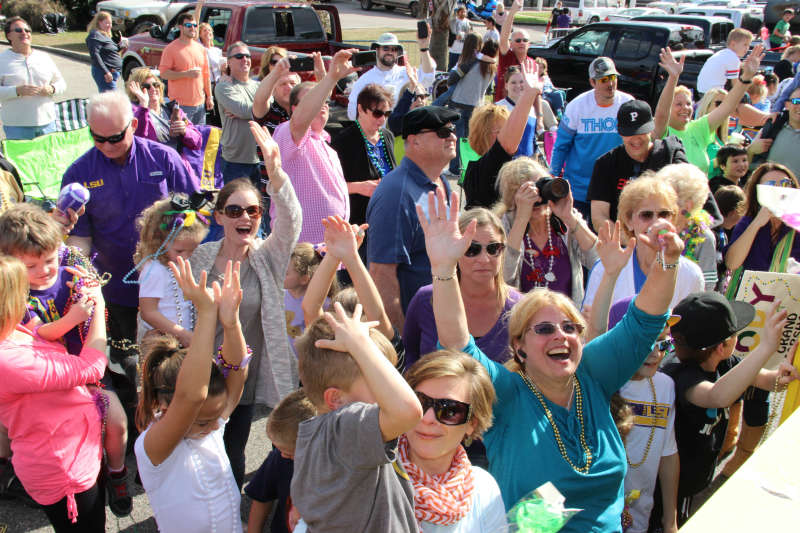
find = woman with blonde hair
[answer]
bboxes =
[404,208,521,367]
[86,11,126,92]
[583,175,704,309]
[399,350,506,532]
[494,157,597,304]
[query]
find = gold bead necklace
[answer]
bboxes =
[626,376,656,469]
[517,371,593,474]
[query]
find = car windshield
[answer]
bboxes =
[242,6,325,43]
[668,27,705,49]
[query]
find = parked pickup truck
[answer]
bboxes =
[631,14,735,50]
[528,21,714,107]
[122,1,364,82]
[96,0,194,36]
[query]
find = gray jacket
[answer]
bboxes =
[501,210,598,306]
[190,180,302,407]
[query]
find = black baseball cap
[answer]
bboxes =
[401,106,461,139]
[617,100,654,137]
[670,292,755,350]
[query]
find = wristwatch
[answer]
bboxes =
[739,75,752,84]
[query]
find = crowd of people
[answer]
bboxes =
[1,2,800,532]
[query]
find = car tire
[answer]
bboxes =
[122,59,143,81]
[409,1,421,18]
[361,0,374,10]
[132,21,157,36]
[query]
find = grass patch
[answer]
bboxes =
[513,12,551,25]
[32,31,88,52]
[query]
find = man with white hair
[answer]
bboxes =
[61,91,197,393]
[494,0,535,102]
[347,31,436,120]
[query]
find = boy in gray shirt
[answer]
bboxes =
[291,303,423,532]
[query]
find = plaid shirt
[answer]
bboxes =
[272,121,349,244]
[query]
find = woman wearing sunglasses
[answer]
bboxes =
[126,67,202,156]
[584,176,703,311]
[398,350,507,532]
[495,157,598,304]
[331,83,396,230]
[420,185,683,532]
[404,208,520,370]
[190,122,301,488]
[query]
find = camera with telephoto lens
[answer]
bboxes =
[534,177,569,206]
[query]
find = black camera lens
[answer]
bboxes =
[535,177,570,206]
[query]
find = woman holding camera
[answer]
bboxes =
[494,157,598,303]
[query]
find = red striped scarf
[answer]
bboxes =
[398,434,475,526]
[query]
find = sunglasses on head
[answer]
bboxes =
[596,74,618,84]
[415,391,472,425]
[223,204,263,218]
[231,53,251,60]
[528,321,584,336]
[183,22,198,28]
[653,338,673,352]
[465,241,505,257]
[11,27,31,33]
[636,209,674,221]
[420,124,456,138]
[90,121,130,144]
[790,98,800,105]
[368,108,392,119]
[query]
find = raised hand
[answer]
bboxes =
[314,303,379,354]
[510,0,523,14]
[169,256,218,311]
[548,187,575,226]
[659,47,684,78]
[266,56,291,82]
[761,300,789,355]
[328,49,359,82]
[521,60,542,94]
[416,187,477,275]
[217,260,242,329]
[311,51,326,81]
[322,215,362,262]
[249,121,281,171]
[514,180,539,220]
[637,218,684,264]
[596,221,635,276]
[742,44,764,79]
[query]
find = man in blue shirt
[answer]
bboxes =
[367,106,458,329]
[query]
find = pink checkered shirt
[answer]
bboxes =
[272,121,350,243]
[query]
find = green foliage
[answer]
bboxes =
[1,0,66,33]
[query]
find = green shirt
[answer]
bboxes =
[666,115,714,174]
[771,19,790,47]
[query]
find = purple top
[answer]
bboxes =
[62,136,199,307]
[403,283,522,369]
[24,267,82,355]
[132,103,202,151]
[520,228,572,297]
[728,215,800,271]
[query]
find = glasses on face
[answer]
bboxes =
[465,241,505,257]
[528,321,584,336]
[380,46,402,54]
[11,27,32,34]
[514,38,530,43]
[415,391,472,425]
[269,57,283,65]
[140,82,160,91]
[763,178,793,187]
[367,108,391,119]
[90,121,131,144]
[231,53,251,60]
[414,93,429,100]
[183,22,198,28]
[790,98,800,105]
[596,74,618,84]
[653,338,673,352]
[420,124,456,139]
[223,204,263,218]
[636,209,674,221]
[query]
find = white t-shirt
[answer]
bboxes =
[697,48,740,94]
[484,29,500,43]
[134,418,242,533]
[137,260,194,341]
[420,466,508,533]
[347,64,436,120]
[206,46,224,83]
[619,373,678,533]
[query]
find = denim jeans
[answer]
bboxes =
[90,65,120,93]
[180,104,206,125]
[3,120,57,140]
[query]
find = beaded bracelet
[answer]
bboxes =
[214,345,254,378]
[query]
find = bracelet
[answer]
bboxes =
[739,75,752,84]
[655,253,678,270]
[432,271,457,282]
[214,344,253,378]
[420,47,429,52]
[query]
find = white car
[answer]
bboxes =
[606,7,668,21]
[648,1,699,14]
[96,0,193,36]
[563,0,622,25]
[678,6,763,28]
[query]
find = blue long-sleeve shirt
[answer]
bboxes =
[771,69,800,112]
[549,89,633,203]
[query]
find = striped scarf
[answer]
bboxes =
[397,434,475,526]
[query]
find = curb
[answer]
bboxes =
[0,39,91,64]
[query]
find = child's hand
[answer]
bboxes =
[169,256,218,312]
[66,291,93,322]
[760,300,789,355]
[314,302,379,354]
[322,215,363,261]
[596,220,635,277]
[776,358,800,387]
[64,265,104,306]
[218,260,243,329]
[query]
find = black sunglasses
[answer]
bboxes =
[420,124,456,139]
[90,121,130,144]
[414,93,429,100]
[529,321,585,336]
[269,57,282,65]
[11,27,32,34]
[636,209,674,221]
[415,391,472,426]
[514,38,530,43]
[140,82,160,90]
[465,241,505,257]
[368,108,392,119]
[231,53,251,60]
[223,204,263,218]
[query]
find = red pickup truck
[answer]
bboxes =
[121,1,361,80]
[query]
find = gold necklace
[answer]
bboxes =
[517,371,593,474]
[626,376,656,469]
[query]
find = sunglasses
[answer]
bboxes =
[528,321,585,336]
[368,108,392,119]
[223,204,263,218]
[183,22,198,28]
[414,93,429,100]
[790,98,800,105]
[231,53,251,60]
[636,209,674,221]
[596,74,618,84]
[514,38,530,43]
[140,82,160,90]
[420,124,456,139]
[653,338,673,352]
[763,178,793,187]
[465,241,505,257]
[269,57,282,65]
[11,27,32,34]
[415,391,472,426]
[90,121,130,144]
